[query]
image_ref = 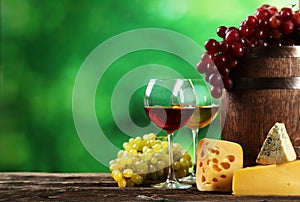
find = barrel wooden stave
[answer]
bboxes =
[221,46,300,166]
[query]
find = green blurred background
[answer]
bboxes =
[1,0,297,173]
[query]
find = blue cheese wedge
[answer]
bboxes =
[256,122,296,165]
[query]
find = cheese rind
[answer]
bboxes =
[196,138,243,192]
[256,122,296,165]
[233,160,300,196]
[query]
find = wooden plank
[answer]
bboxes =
[0,172,300,201]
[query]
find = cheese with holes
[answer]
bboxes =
[233,160,300,195]
[196,138,243,192]
[256,122,296,165]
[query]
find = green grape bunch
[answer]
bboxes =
[109,133,193,187]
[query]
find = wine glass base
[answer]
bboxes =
[151,180,192,189]
[178,175,196,183]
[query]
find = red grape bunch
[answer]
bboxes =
[197,4,300,98]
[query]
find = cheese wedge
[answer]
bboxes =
[256,122,296,165]
[233,160,300,196]
[196,138,243,192]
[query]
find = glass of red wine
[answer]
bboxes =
[179,78,220,183]
[144,78,196,189]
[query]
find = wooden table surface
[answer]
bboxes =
[0,172,300,201]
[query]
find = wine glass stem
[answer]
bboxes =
[192,129,199,176]
[167,133,176,182]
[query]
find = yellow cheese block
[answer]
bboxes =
[233,160,300,196]
[196,138,243,192]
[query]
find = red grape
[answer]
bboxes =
[218,66,230,76]
[222,76,233,89]
[208,73,222,86]
[211,86,222,98]
[227,57,238,69]
[255,8,270,20]
[268,6,278,16]
[217,26,227,38]
[239,25,251,37]
[219,41,230,53]
[201,52,214,63]
[292,12,300,26]
[281,20,294,35]
[206,62,218,74]
[258,19,269,28]
[225,29,240,44]
[231,43,244,57]
[270,29,283,39]
[245,16,258,29]
[204,39,219,53]
[205,73,210,82]
[269,15,282,28]
[214,54,227,68]
[197,61,207,73]
[280,7,293,20]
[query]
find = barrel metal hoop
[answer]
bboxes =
[234,77,300,89]
[245,46,300,58]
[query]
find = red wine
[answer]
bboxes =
[145,106,195,134]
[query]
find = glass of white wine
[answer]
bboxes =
[179,78,220,183]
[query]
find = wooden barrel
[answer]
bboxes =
[221,46,300,167]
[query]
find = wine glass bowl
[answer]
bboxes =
[179,79,220,183]
[144,78,196,189]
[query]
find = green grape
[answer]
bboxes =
[175,168,188,178]
[109,163,120,172]
[123,168,133,178]
[150,172,158,181]
[109,159,116,165]
[152,143,161,152]
[153,152,163,160]
[135,137,142,147]
[179,157,189,167]
[123,142,133,151]
[172,161,181,170]
[131,173,143,185]
[143,133,156,141]
[161,141,168,148]
[188,160,193,168]
[139,162,148,173]
[142,146,149,153]
[129,137,135,144]
[159,147,168,154]
[144,148,152,154]
[132,143,139,150]
[139,153,152,161]
[148,164,157,173]
[182,151,192,161]
[150,157,157,164]
[146,139,155,147]
[128,149,137,155]
[156,169,164,177]
[118,178,126,188]
[112,170,123,182]
[156,160,165,170]
[116,158,126,168]
[161,155,168,165]
[126,179,135,187]
[117,150,125,158]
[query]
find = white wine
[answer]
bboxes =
[186,105,219,129]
